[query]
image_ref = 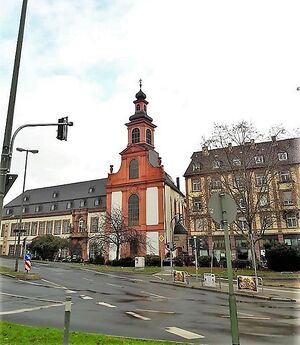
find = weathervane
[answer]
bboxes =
[139,78,142,90]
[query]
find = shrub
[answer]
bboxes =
[145,255,161,266]
[266,244,300,272]
[198,255,211,267]
[183,255,194,266]
[232,259,251,269]
[173,257,183,267]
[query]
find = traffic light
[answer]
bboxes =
[57,116,71,141]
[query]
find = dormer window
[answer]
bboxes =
[23,195,29,202]
[35,205,41,212]
[132,128,140,143]
[94,198,101,206]
[278,152,288,161]
[52,192,58,198]
[6,208,12,215]
[146,129,152,145]
[79,200,86,208]
[192,162,202,171]
[88,186,95,193]
[50,204,57,211]
[66,201,72,209]
[232,158,241,166]
[254,155,264,164]
[22,207,27,213]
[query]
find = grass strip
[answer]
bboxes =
[0,265,40,280]
[0,321,195,345]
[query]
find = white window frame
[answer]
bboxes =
[286,214,297,228]
[282,191,293,205]
[278,152,288,161]
[279,171,290,182]
[192,179,201,192]
[254,155,264,164]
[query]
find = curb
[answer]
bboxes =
[150,279,296,302]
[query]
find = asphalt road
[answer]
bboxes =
[1,257,299,345]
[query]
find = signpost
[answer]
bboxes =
[208,192,240,345]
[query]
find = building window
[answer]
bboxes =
[52,192,58,198]
[279,171,291,183]
[38,221,45,235]
[286,214,298,228]
[192,198,202,211]
[62,220,70,234]
[66,201,72,209]
[213,160,222,169]
[232,158,241,166]
[254,155,264,164]
[136,104,140,111]
[128,194,139,226]
[8,245,15,256]
[23,195,29,202]
[94,198,101,206]
[54,220,61,235]
[46,221,53,235]
[129,159,139,179]
[31,222,38,236]
[10,223,18,236]
[90,217,99,233]
[146,129,152,145]
[50,204,57,211]
[88,187,95,193]
[24,222,30,236]
[238,218,248,230]
[192,179,201,192]
[278,152,288,161]
[256,174,267,186]
[132,128,140,143]
[78,218,85,231]
[282,191,293,205]
[234,176,245,189]
[211,179,222,189]
[239,198,246,209]
[5,209,12,215]
[22,207,27,214]
[260,215,272,229]
[192,162,202,171]
[79,200,86,208]
[258,193,269,207]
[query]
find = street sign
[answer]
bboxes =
[4,174,18,196]
[237,275,258,292]
[25,253,32,261]
[24,260,31,272]
[208,192,237,224]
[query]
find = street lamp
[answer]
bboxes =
[14,147,38,272]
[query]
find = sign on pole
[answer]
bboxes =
[208,192,237,224]
[24,252,32,272]
[237,276,258,292]
[203,273,216,287]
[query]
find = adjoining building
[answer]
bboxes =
[184,137,300,262]
[0,86,187,260]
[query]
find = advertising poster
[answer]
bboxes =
[173,270,188,284]
[237,275,258,292]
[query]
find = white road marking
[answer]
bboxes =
[141,291,167,299]
[165,327,205,339]
[0,303,64,315]
[135,308,175,314]
[97,302,117,308]
[83,269,144,282]
[65,290,76,294]
[263,287,299,294]
[83,278,93,281]
[79,295,93,300]
[222,315,271,320]
[106,283,123,288]
[126,311,150,320]
[41,279,67,289]
[0,292,61,303]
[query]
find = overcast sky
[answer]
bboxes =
[1,0,300,204]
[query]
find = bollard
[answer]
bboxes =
[63,296,72,345]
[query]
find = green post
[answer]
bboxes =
[221,195,240,345]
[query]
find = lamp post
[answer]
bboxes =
[14,147,38,272]
[169,213,181,277]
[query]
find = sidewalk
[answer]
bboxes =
[151,269,299,302]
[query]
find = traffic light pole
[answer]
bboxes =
[0,121,73,228]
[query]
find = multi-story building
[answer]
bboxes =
[184,137,300,261]
[1,86,186,260]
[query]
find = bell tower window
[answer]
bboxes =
[132,128,140,143]
[136,104,140,111]
[146,129,152,145]
[129,159,139,179]
[144,105,147,112]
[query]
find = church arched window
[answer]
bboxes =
[129,159,139,179]
[132,128,140,143]
[128,194,139,226]
[146,129,152,145]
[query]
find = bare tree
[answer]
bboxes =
[201,121,297,270]
[89,208,147,261]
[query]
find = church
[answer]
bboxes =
[0,84,187,261]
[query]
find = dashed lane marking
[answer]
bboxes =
[135,308,175,314]
[0,302,65,315]
[65,290,76,294]
[126,311,150,320]
[141,291,167,299]
[106,283,123,288]
[0,292,62,304]
[97,302,117,308]
[165,327,205,339]
[221,315,271,320]
[79,295,93,300]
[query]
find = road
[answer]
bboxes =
[1,257,299,345]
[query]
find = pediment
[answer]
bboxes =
[120,144,147,155]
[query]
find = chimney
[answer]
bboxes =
[176,177,180,190]
[271,135,276,142]
[202,145,209,156]
[250,138,255,149]
[228,142,232,151]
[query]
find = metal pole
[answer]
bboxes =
[63,295,72,345]
[193,236,198,280]
[14,150,28,272]
[220,194,240,345]
[250,231,258,288]
[0,0,28,228]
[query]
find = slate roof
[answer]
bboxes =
[184,137,300,177]
[3,178,107,218]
